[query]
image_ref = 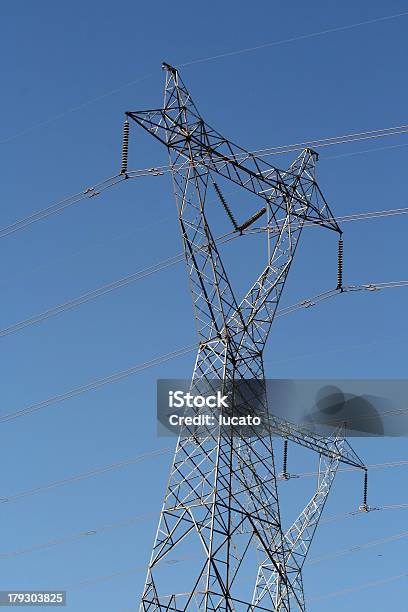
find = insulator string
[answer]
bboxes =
[283,439,288,474]
[212,181,238,230]
[120,118,130,175]
[279,439,290,480]
[237,207,267,233]
[363,470,368,507]
[337,237,344,290]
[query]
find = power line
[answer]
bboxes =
[2,508,403,593]
[308,529,408,566]
[0,344,196,424]
[0,512,155,560]
[0,77,153,146]
[0,165,163,240]
[320,502,408,525]
[2,448,407,510]
[309,572,408,603]
[0,448,170,505]
[290,459,408,480]
[0,280,406,424]
[106,570,408,607]
[325,140,408,160]
[2,10,406,147]
[0,174,126,239]
[229,124,408,158]
[63,565,148,593]
[126,123,408,174]
[2,204,408,339]
[0,231,236,338]
[2,507,407,563]
[0,254,183,338]
[47,536,408,600]
[253,205,408,234]
[176,11,408,67]
[1,124,407,241]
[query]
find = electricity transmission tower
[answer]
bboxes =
[125,63,367,611]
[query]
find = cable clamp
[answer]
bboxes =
[358,504,379,513]
[278,472,299,480]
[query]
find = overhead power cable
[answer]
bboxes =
[309,571,408,603]
[2,205,407,339]
[0,254,184,338]
[0,513,157,560]
[225,123,408,159]
[51,544,408,600]
[294,459,408,479]
[2,507,407,563]
[252,205,408,234]
[73,570,408,603]
[176,11,408,68]
[0,448,170,505]
[0,280,406,424]
[0,230,237,338]
[2,450,407,509]
[0,345,196,424]
[1,124,407,241]
[2,10,406,146]
[308,529,408,566]
[0,174,126,240]
[320,502,408,525]
[123,123,408,172]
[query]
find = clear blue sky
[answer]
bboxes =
[1,1,408,610]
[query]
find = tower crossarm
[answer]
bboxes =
[127,63,342,354]
[127,63,340,234]
[269,415,365,469]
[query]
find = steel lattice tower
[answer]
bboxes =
[126,63,366,611]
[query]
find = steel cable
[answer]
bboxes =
[0,280,406,424]
[1,206,407,339]
[1,124,408,240]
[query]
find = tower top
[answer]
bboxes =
[161,61,177,74]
